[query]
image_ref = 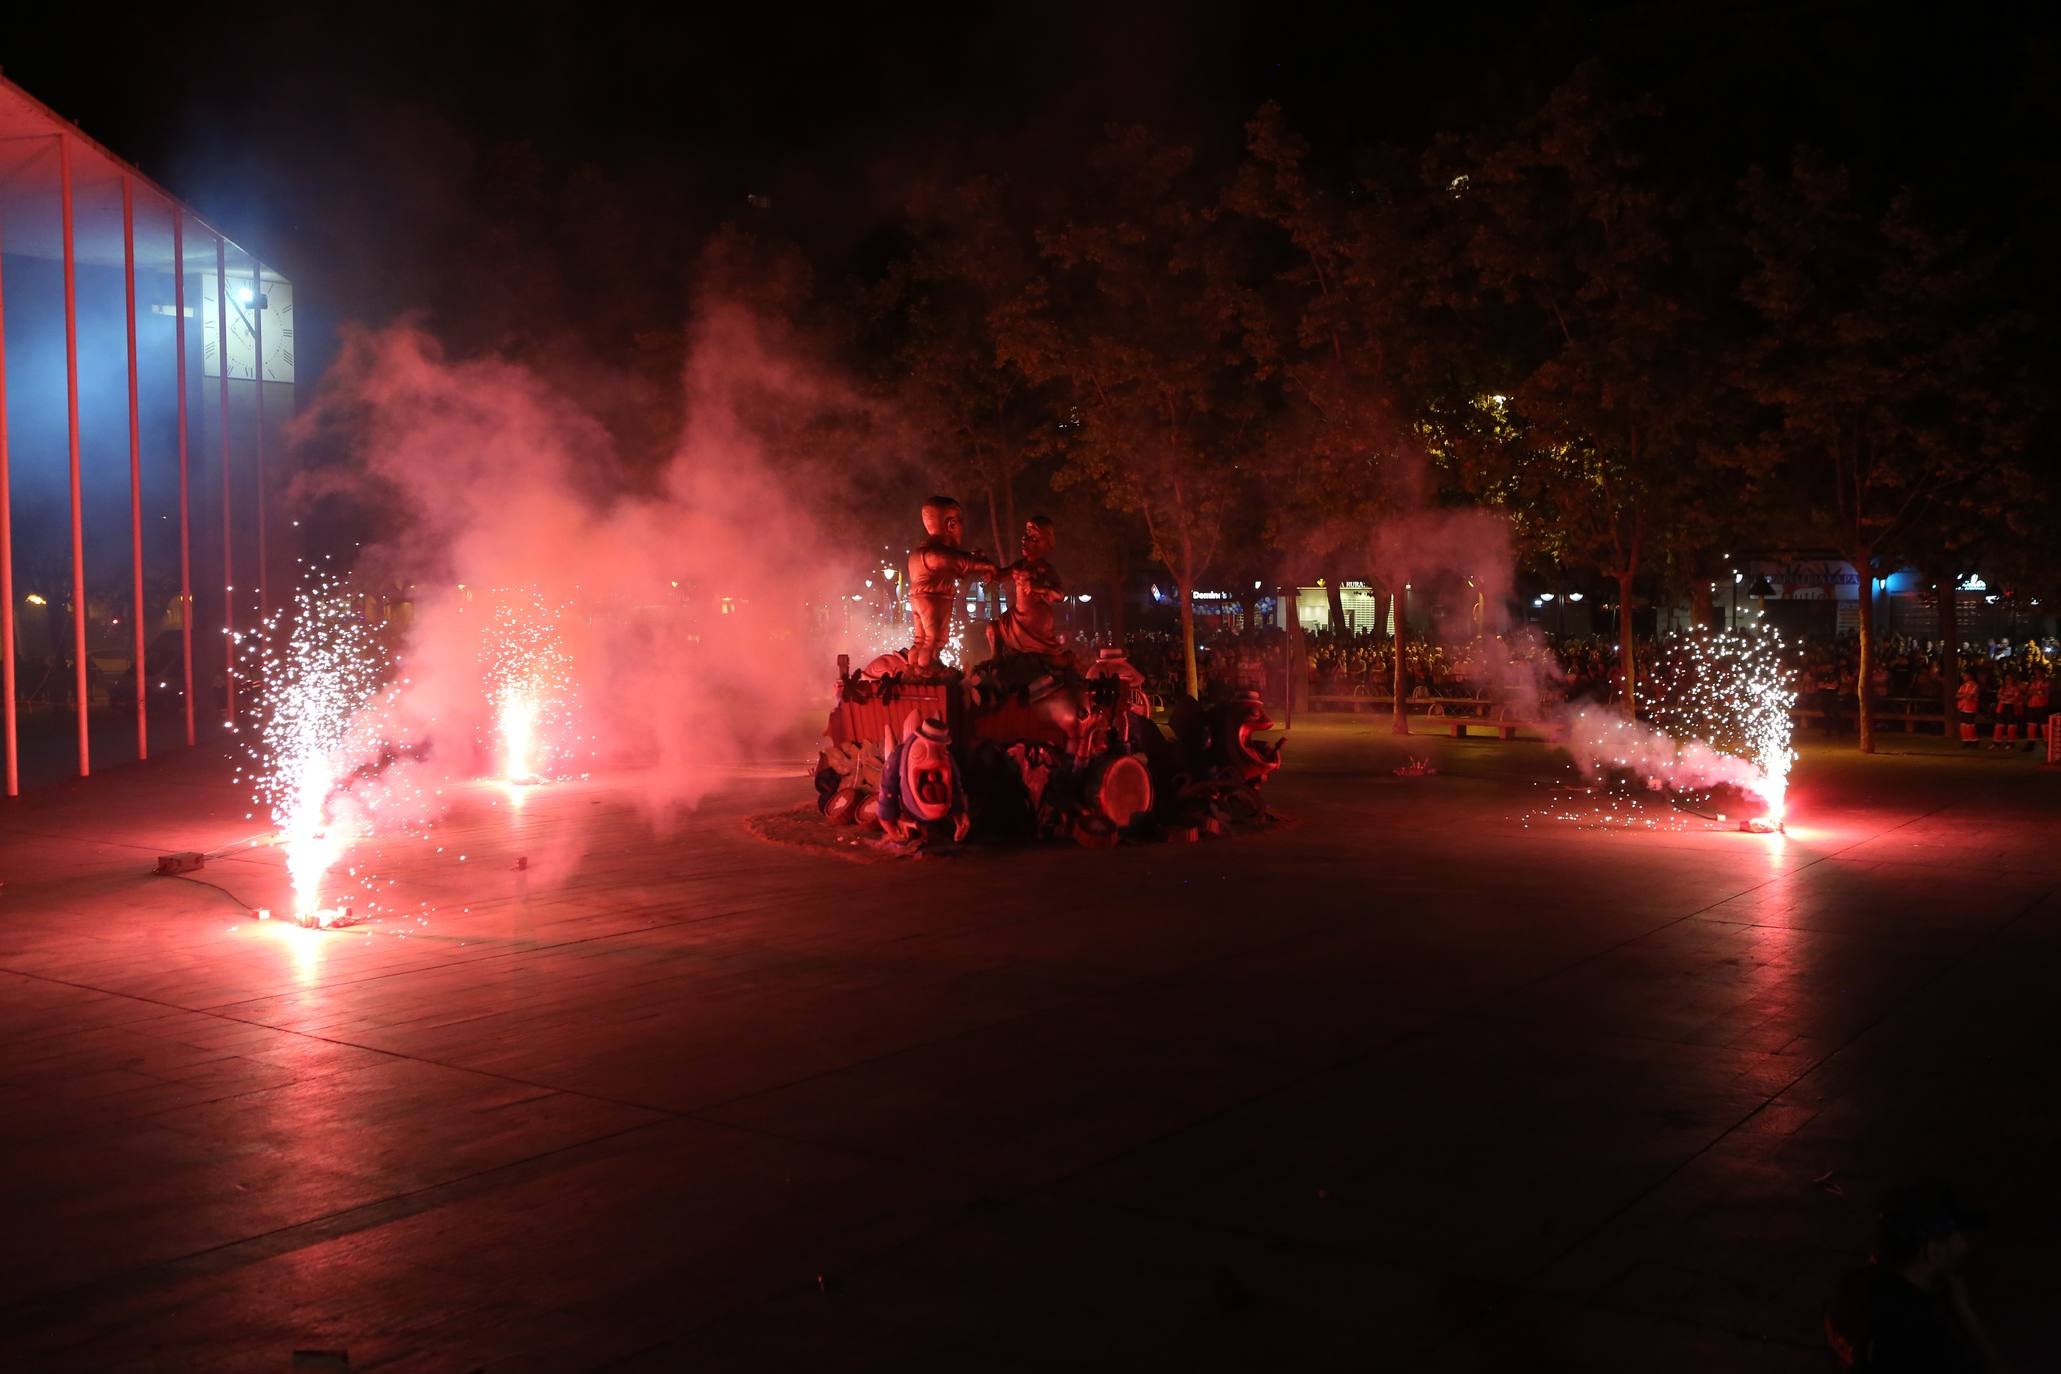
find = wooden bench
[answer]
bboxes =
[1791,700,1949,733]
[1441,716,1570,743]
[1305,693,1566,742]
[1877,697,1948,733]
[1309,694,1497,718]
[1308,692,1385,712]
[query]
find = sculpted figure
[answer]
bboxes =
[989,515,1067,661]
[878,713,971,843]
[905,497,997,673]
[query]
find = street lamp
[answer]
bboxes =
[1746,574,1775,622]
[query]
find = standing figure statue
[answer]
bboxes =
[988,515,1068,664]
[906,496,997,674]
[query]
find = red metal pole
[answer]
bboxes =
[123,176,147,761]
[217,237,234,721]
[252,257,267,622]
[0,220,15,796]
[60,136,88,778]
[174,212,194,745]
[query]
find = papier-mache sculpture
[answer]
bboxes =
[987,516,1066,663]
[904,496,998,675]
[815,494,1282,848]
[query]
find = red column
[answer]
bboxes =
[252,258,267,622]
[174,212,194,746]
[0,220,15,796]
[123,176,147,761]
[60,135,88,778]
[217,237,234,721]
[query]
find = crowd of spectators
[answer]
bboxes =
[1301,626,1612,711]
[1111,622,2058,741]
[1799,634,2054,744]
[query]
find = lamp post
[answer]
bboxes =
[1747,574,1775,623]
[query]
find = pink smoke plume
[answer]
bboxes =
[1556,706,1768,797]
[290,304,882,837]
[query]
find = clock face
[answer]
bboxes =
[200,273,294,384]
[260,280,295,383]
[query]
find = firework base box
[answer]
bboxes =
[296,907,359,930]
[152,851,206,875]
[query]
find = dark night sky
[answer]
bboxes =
[11,1,2058,343]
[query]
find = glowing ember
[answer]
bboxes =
[241,575,389,920]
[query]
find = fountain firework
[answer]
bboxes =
[1642,624,1798,825]
[481,590,575,783]
[241,575,391,920]
[1534,625,1797,832]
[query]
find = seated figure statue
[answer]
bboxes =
[987,515,1067,665]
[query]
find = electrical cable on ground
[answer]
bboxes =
[164,872,267,916]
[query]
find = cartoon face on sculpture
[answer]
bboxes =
[876,710,968,842]
[1219,690,1284,785]
[898,725,957,823]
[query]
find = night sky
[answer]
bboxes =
[12,1,2058,370]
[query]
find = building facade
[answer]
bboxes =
[0,75,294,793]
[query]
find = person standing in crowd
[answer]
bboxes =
[1815,658,1842,736]
[1956,669,1981,747]
[1991,673,2023,749]
[2026,670,2051,752]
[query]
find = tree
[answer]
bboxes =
[1225,104,1442,729]
[1438,65,1730,716]
[997,125,1266,698]
[1741,151,2024,752]
[879,176,1059,559]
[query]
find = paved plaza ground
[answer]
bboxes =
[1,720,2055,1370]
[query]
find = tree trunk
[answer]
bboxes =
[1324,577,1345,633]
[1392,581,1410,736]
[1179,582,1200,700]
[1617,573,1638,719]
[1285,589,1309,714]
[1937,575,1958,732]
[1002,472,1016,556]
[1689,573,1715,628]
[985,486,1005,569]
[1855,563,1876,754]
